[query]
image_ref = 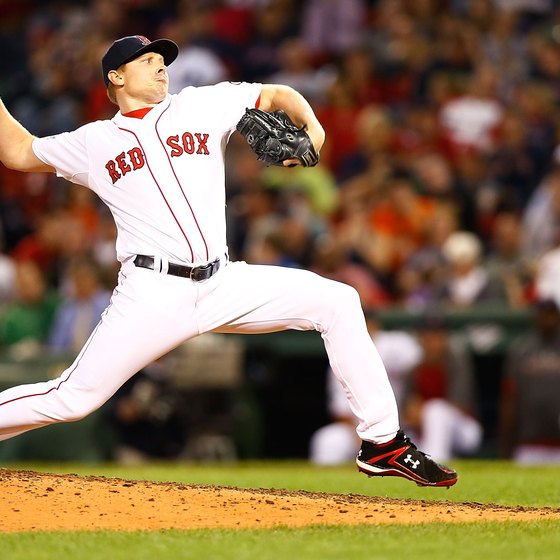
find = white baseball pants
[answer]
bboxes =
[0,260,399,444]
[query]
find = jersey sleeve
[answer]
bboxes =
[179,81,262,134]
[32,125,90,188]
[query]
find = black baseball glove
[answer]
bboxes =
[236,108,320,167]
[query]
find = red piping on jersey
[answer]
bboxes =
[155,103,209,261]
[255,93,261,108]
[118,125,195,262]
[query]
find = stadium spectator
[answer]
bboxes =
[438,63,504,157]
[395,202,458,309]
[48,256,111,354]
[301,0,366,59]
[485,212,534,307]
[163,4,230,92]
[437,230,508,307]
[0,260,60,359]
[266,37,336,105]
[107,360,188,464]
[402,314,483,462]
[239,0,299,82]
[522,158,560,258]
[500,298,560,463]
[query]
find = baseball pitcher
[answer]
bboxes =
[0,36,457,487]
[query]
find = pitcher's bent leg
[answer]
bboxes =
[316,279,399,442]
[203,263,399,443]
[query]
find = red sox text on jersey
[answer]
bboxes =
[105,131,210,184]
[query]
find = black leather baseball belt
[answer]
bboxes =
[133,254,221,281]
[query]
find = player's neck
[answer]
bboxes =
[123,107,153,119]
[118,100,159,115]
[117,94,165,115]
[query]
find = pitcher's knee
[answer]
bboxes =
[62,404,98,423]
[53,389,104,423]
[313,281,364,331]
[327,281,361,311]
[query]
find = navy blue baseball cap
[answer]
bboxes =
[101,35,179,86]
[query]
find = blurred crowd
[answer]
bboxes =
[1,0,560,460]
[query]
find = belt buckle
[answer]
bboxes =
[190,258,219,281]
[190,262,209,281]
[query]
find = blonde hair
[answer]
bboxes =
[106,83,118,105]
[106,64,125,106]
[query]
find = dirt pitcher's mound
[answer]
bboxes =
[1,469,558,532]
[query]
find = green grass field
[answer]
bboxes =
[1,460,559,560]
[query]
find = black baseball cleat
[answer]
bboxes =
[356,430,458,487]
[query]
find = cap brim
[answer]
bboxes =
[122,38,179,69]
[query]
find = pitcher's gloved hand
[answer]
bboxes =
[236,108,320,167]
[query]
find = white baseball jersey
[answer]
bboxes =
[32,81,261,266]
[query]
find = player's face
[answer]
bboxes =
[121,52,169,103]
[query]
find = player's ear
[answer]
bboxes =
[107,69,124,87]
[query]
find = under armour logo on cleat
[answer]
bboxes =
[404,454,420,469]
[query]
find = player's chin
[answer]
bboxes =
[283,158,301,167]
[151,88,168,103]
[153,81,168,95]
